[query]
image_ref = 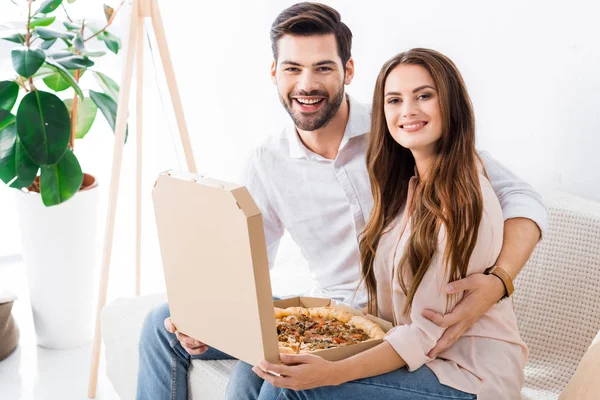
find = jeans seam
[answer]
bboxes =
[170,354,177,400]
[343,381,475,399]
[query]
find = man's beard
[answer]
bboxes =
[279,85,345,131]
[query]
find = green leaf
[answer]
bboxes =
[92,71,119,101]
[11,136,39,188]
[40,149,83,206]
[67,0,77,3]
[64,97,97,139]
[0,117,18,184]
[43,73,70,92]
[34,0,64,16]
[0,110,15,133]
[11,48,46,78]
[100,31,120,54]
[0,116,38,188]
[0,81,20,111]
[82,50,106,57]
[30,16,56,28]
[89,90,127,143]
[47,50,94,69]
[0,30,26,44]
[63,21,80,31]
[34,27,75,41]
[39,38,57,50]
[74,33,85,52]
[44,58,83,99]
[16,90,71,165]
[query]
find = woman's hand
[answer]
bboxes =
[252,353,339,390]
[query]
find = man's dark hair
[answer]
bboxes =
[270,2,353,69]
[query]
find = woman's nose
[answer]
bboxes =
[401,101,418,118]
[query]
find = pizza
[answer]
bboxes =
[274,306,386,354]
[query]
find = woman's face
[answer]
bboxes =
[383,64,443,157]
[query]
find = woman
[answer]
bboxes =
[253,48,527,400]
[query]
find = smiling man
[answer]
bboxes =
[136,3,547,400]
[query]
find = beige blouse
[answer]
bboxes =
[375,175,528,399]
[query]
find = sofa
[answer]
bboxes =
[101,190,600,399]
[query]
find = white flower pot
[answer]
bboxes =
[15,174,99,349]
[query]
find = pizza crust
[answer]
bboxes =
[308,307,353,323]
[349,315,386,340]
[278,346,297,354]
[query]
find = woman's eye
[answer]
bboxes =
[387,98,400,104]
[417,93,431,100]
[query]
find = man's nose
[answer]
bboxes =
[297,71,320,93]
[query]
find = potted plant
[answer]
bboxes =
[0,0,127,348]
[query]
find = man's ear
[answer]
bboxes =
[270,60,277,85]
[344,58,355,85]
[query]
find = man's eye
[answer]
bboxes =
[317,67,332,72]
[285,68,300,72]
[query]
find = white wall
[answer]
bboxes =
[1,0,599,299]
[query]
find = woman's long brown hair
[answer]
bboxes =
[359,48,484,316]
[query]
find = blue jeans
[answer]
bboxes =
[251,364,477,400]
[136,302,263,400]
[137,302,475,400]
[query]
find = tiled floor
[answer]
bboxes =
[0,257,120,400]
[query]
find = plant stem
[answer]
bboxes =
[25,0,32,46]
[18,76,30,92]
[26,0,33,88]
[84,0,125,42]
[70,22,86,150]
[62,3,73,22]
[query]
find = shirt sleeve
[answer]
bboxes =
[478,150,548,235]
[384,179,504,371]
[238,150,284,270]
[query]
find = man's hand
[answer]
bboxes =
[164,317,209,356]
[252,354,337,390]
[422,272,505,358]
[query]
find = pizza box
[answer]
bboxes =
[152,170,392,367]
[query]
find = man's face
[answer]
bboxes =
[271,34,354,131]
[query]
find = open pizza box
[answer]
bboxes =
[152,170,393,367]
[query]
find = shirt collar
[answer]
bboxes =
[287,94,371,159]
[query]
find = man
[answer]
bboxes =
[137,3,546,399]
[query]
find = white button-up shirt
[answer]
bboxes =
[239,95,547,307]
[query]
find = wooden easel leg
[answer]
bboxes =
[87,0,140,397]
[135,18,144,297]
[150,0,198,173]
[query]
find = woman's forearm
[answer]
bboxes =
[496,217,541,280]
[333,341,406,385]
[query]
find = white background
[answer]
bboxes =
[1,0,599,300]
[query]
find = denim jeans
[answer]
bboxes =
[136,302,264,400]
[251,364,477,400]
[136,302,476,400]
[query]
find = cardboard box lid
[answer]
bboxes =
[152,170,279,365]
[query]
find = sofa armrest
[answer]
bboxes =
[559,330,600,400]
[101,293,167,400]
